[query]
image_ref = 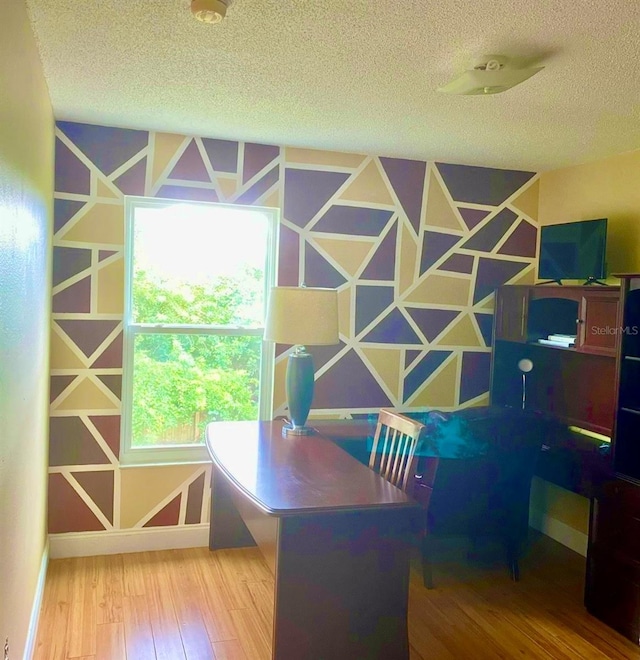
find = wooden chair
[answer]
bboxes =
[369,409,435,587]
[368,408,425,492]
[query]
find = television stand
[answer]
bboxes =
[536,280,563,286]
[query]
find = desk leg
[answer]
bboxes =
[209,465,256,550]
[272,509,412,660]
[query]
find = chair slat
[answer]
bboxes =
[369,409,424,491]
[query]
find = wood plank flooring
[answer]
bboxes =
[34,534,640,659]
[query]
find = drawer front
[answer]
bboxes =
[413,482,434,509]
[601,479,640,510]
[592,500,640,559]
[414,458,439,507]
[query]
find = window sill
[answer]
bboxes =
[119,444,210,467]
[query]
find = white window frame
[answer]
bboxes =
[121,196,279,466]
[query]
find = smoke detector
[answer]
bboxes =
[191,0,231,24]
[437,55,544,95]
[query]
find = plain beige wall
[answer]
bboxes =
[0,0,54,656]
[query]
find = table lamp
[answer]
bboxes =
[264,286,339,437]
[517,358,534,410]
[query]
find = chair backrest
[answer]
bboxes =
[425,407,546,539]
[369,409,424,492]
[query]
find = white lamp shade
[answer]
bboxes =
[264,287,339,346]
[518,358,534,373]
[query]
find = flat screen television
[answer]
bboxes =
[538,218,607,283]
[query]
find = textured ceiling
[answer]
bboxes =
[26,0,640,171]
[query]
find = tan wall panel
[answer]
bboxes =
[406,274,471,306]
[339,160,394,205]
[313,237,375,278]
[97,177,121,199]
[509,267,536,286]
[62,203,124,245]
[50,330,88,369]
[97,257,124,314]
[361,348,401,395]
[337,286,352,338]
[425,172,465,231]
[56,378,118,412]
[216,176,238,200]
[410,356,458,408]
[438,314,481,347]
[152,133,188,185]
[285,147,366,168]
[120,464,202,528]
[399,223,418,295]
[511,179,539,222]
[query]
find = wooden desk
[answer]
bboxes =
[206,420,416,660]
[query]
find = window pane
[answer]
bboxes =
[130,332,262,447]
[132,204,268,326]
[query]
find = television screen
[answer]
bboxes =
[538,218,607,282]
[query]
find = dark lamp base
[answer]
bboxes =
[282,423,316,437]
[285,350,315,432]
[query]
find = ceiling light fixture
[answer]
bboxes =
[191,0,231,24]
[437,55,544,96]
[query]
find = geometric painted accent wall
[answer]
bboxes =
[51,121,539,534]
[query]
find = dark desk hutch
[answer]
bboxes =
[491,281,640,645]
[585,274,640,645]
[491,284,620,434]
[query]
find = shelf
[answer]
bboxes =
[620,407,640,416]
[536,340,575,349]
[592,544,640,573]
[527,297,579,342]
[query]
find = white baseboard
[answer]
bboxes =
[24,541,49,660]
[530,508,588,557]
[49,524,210,559]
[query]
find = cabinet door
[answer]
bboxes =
[494,286,529,342]
[586,546,640,644]
[579,290,621,355]
[590,480,640,557]
[586,480,640,644]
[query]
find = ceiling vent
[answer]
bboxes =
[191,0,232,24]
[437,55,544,95]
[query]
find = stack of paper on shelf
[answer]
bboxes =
[538,333,577,348]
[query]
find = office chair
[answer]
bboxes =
[419,407,544,588]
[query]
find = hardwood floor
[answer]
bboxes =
[34,534,640,659]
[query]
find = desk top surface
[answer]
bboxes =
[205,420,414,516]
